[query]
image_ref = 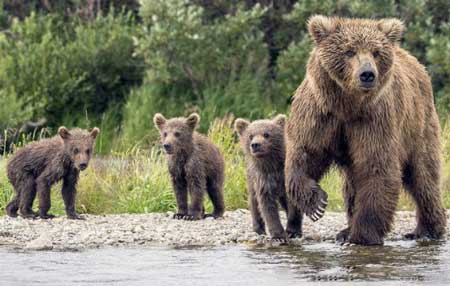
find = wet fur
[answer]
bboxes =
[285,16,447,245]
[154,113,225,220]
[6,127,99,219]
[235,115,302,240]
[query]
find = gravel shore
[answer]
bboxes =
[0,210,449,251]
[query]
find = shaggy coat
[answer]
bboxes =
[154,113,225,220]
[235,115,302,241]
[285,15,447,245]
[6,127,99,219]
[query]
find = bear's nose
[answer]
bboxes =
[79,163,87,170]
[359,70,375,83]
[163,144,171,151]
[251,143,261,151]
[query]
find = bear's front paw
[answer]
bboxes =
[303,181,328,222]
[336,227,350,244]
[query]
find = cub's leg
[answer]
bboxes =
[249,185,265,235]
[279,192,303,238]
[336,170,355,244]
[206,177,225,218]
[62,170,84,220]
[17,175,38,219]
[257,184,286,242]
[185,172,206,220]
[171,175,188,220]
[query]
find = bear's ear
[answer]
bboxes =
[234,119,250,136]
[153,113,167,130]
[378,19,404,44]
[90,127,100,139]
[186,113,200,130]
[272,114,286,129]
[308,15,337,44]
[58,126,71,140]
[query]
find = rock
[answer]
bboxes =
[25,233,53,251]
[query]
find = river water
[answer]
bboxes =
[0,240,449,286]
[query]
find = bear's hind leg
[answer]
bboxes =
[206,177,225,218]
[403,154,447,240]
[18,176,38,219]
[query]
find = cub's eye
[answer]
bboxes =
[373,50,380,58]
[174,132,181,137]
[163,132,167,138]
[73,148,79,155]
[263,133,270,138]
[249,134,254,140]
[345,50,356,58]
[86,149,91,155]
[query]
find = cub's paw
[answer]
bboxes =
[183,214,202,221]
[39,213,55,220]
[173,213,187,220]
[269,237,288,245]
[404,229,443,240]
[336,227,350,245]
[303,182,328,222]
[67,213,85,220]
[20,212,38,219]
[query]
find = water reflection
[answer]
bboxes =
[0,241,448,285]
[247,240,450,282]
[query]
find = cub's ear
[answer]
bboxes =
[58,126,71,140]
[272,114,286,129]
[186,113,200,130]
[378,18,404,44]
[153,113,167,130]
[308,15,337,44]
[90,127,100,139]
[234,118,250,136]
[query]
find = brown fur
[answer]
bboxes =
[154,113,225,220]
[235,115,302,241]
[285,15,447,245]
[5,127,100,219]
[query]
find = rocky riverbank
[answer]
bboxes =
[0,210,448,251]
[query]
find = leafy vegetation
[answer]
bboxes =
[0,0,449,214]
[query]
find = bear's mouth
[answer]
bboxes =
[251,149,268,157]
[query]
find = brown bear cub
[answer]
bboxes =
[235,115,302,241]
[285,15,447,245]
[6,127,100,219]
[153,113,225,220]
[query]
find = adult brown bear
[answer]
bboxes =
[285,15,447,245]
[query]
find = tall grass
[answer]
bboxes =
[0,117,449,216]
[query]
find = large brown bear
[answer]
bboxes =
[153,113,225,220]
[6,127,100,219]
[285,15,447,245]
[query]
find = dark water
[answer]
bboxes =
[0,240,449,286]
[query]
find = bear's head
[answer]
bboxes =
[58,127,100,171]
[153,113,199,155]
[308,15,404,94]
[234,115,286,159]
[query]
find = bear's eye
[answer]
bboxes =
[73,148,80,155]
[249,134,254,140]
[174,132,181,138]
[86,149,91,156]
[263,133,270,138]
[345,50,356,58]
[373,50,380,58]
[163,132,167,138]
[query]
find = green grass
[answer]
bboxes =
[0,117,449,216]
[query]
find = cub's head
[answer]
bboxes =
[58,127,100,171]
[308,15,404,94]
[234,115,286,159]
[153,113,199,155]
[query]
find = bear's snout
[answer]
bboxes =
[358,63,377,89]
[79,163,88,171]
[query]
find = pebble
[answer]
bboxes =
[0,210,448,251]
